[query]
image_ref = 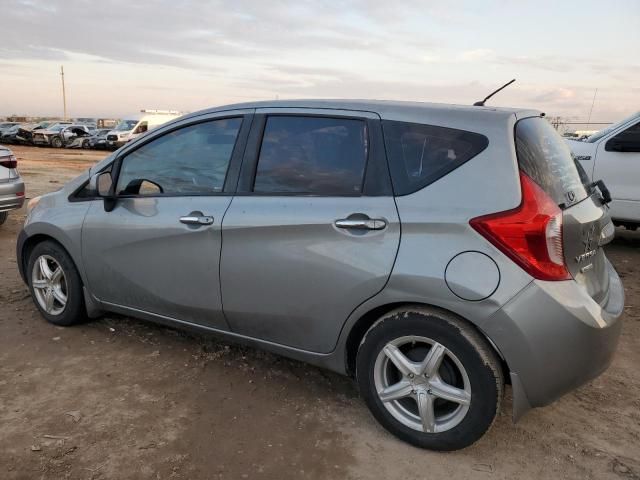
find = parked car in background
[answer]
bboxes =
[106,110,183,149]
[566,111,640,229]
[0,122,21,134]
[17,100,623,451]
[0,124,24,144]
[0,145,25,225]
[33,124,92,148]
[15,121,57,145]
[85,128,112,150]
[64,127,96,149]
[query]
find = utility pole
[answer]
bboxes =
[586,88,598,128]
[60,65,67,120]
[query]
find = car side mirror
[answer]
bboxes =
[96,171,113,196]
[91,171,117,212]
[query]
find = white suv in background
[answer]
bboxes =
[0,145,25,225]
[567,111,640,229]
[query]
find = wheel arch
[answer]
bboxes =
[344,302,509,384]
[19,232,82,286]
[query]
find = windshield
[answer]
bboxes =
[586,111,640,143]
[47,125,65,132]
[114,120,138,131]
[515,117,588,209]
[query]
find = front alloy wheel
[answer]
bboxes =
[31,255,68,315]
[27,240,86,326]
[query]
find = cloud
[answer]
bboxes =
[0,0,432,68]
[458,49,495,62]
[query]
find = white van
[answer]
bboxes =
[106,110,184,149]
[567,111,640,229]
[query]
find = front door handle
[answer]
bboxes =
[180,215,214,226]
[335,218,386,230]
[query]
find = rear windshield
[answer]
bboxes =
[515,117,588,209]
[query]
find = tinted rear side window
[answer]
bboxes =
[515,117,588,208]
[253,116,368,195]
[382,120,489,195]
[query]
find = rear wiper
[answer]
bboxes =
[590,179,612,204]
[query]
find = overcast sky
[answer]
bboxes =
[1,0,638,123]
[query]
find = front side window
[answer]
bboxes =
[383,120,489,195]
[116,117,242,196]
[253,116,368,195]
[605,121,640,152]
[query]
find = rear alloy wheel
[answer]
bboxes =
[357,307,503,451]
[27,241,86,326]
[373,335,471,433]
[50,136,63,148]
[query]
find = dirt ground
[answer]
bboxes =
[1,145,639,480]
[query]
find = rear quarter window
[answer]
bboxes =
[515,117,588,208]
[382,120,489,195]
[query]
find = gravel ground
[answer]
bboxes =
[1,145,639,479]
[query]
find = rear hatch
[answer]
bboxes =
[515,116,612,303]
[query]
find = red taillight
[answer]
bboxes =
[0,155,17,169]
[470,172,570,281]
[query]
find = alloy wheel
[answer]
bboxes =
[373,335,471,433]
[31,255,68,315]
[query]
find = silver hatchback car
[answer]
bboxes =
[17,100,624,450]
[0,145,25,225]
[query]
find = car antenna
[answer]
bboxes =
[473,79,516,106]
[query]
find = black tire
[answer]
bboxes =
[356,307,503,451]
[0,211,7,225]
[27,240,86,326]
[51,136,63,148]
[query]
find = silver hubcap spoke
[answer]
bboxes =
[374,335,472,434]
[32,279,48,290]
[417,390,436,433]
[31,255,67,316]
[39,256,54,279]
[383,344,419,377]
[420,342,446,377]
[379,380,414,402]
[52,287,67,306]
[429,377,471,406]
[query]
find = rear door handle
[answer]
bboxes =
[180,215,214,226]
[335,218,386,230]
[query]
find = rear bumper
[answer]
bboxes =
[484,258,624,419]
[0,179,25,212]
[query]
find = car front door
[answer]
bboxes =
[593,120,640,221]
[220,109,401,353]
[81,112,252,329]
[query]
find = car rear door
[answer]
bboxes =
[515,117,614,303]
[220,109,400,353]
[81,111,253,329]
